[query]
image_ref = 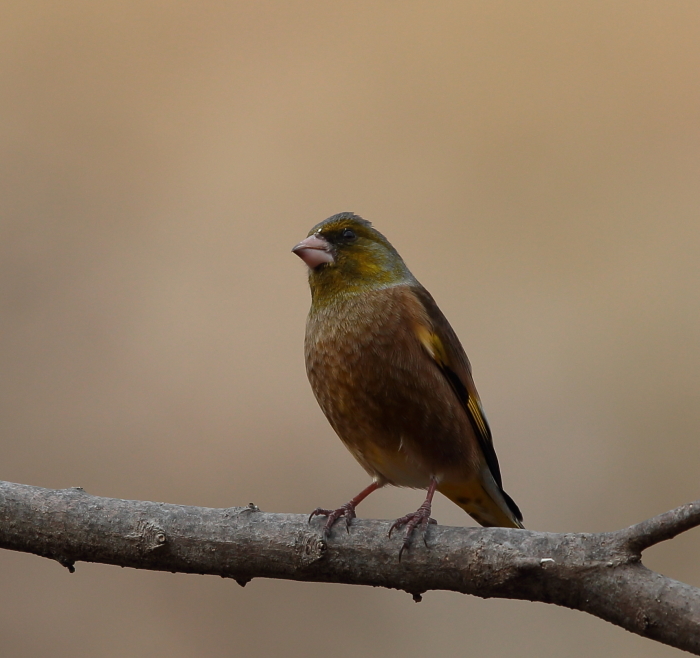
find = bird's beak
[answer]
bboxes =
[292,234,335,268]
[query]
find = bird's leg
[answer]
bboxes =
[389,478,438,560]
[309,481,382,537]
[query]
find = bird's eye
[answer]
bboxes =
[341,228,357,241]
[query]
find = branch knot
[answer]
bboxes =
[131,520,167,552]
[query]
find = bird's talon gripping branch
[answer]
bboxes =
[308,482,382,538]
[389,480,439,559]
[308,508,329,523]
[390,507,436,559]
[309,503,357,537]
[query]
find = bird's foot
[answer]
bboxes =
[308,502,357,537]
[308,482,382,538]
[388,501,437,560]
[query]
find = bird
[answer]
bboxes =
[292,212,523,556]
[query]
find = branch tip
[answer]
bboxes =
[621,499,700,552]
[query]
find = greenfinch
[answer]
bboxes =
[293,212,523,555]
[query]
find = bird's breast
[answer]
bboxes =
[304,286,479,485]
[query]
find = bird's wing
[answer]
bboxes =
[410,286,504,489]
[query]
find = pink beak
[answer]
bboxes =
[292,234,335,268]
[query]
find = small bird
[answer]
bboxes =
[293,212,523,556]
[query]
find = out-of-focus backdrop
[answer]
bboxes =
[2,2,699,656]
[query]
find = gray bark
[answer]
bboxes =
[0,481,698,653]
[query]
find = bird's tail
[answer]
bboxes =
[439,470,524,529]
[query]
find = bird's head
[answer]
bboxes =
[293,213,413,304]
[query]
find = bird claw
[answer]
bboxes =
[308,503,357,537]
[388,504,436,560]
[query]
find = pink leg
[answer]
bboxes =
[309,481,382,537]
[389,478,438,560]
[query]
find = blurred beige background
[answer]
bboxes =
[1,2,699,656]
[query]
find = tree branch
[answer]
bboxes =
[1,481,699,654]
[619,501,700,552]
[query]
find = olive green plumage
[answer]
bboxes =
[305,215,413,304]
[295,212,523,530]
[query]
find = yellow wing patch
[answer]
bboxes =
[467,395,490,441]
[414,324,449,366]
